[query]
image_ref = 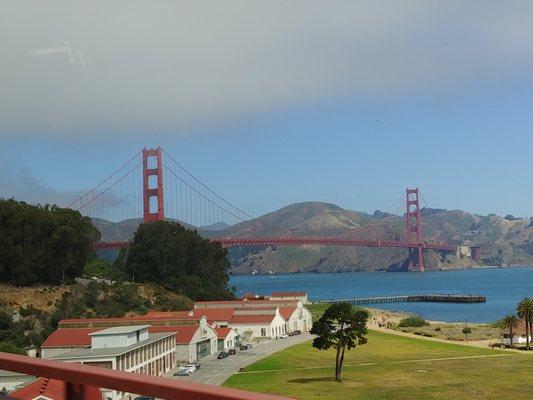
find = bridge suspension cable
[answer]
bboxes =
[162,149,255,221]
[66,152,143,222]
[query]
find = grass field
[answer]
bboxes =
[224,330,533,399]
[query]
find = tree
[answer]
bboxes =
[310,302,369,382]
[0,199,99,285]
[123,221,233,300]
[502,314,519,347]
[517,297,533,350]
[462,326,471,340]
[84,259,113,279]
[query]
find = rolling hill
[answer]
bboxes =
[92,202,533,274]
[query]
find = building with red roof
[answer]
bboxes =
[41,328,100,359]
[194,299,301,309]
[9,377,102,400]
[270,291,308,303]
[42,316,218,366]
[192,307,235,326]
[229,308,286,341]
[214,327,239,351]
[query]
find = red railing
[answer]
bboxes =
[0,352,292,400]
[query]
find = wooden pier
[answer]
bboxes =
[316,294,486,306]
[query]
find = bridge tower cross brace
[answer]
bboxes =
[142,147,165,223]
[406,188,424,272]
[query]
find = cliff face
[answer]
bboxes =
[92,203,533,274]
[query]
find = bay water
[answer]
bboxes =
[229,266,533,323]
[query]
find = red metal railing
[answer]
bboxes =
[0,352,292,400]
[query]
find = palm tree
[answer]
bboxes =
[517,297,533,350]
[502,314,519,347]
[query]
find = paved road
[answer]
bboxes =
[171,333,313,386]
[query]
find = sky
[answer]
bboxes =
[1,1,533,218]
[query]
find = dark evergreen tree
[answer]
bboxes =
[310,302,369,381]
[123,221,233,300]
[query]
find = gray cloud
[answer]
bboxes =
[0,165,84,206]
[2,1,533,137]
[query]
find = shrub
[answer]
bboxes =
[434,327,441,331]
[398,316,429,328]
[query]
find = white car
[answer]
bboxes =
[184,364,197,373]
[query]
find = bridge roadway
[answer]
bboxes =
[96,236,457,252]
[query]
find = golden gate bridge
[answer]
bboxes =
[66,147,481,272]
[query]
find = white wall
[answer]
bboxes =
[223,330,240,350]
[286,306,312,333]
[503,333,531,346]
[231,314,286,341]
[175,323,218,363]
[92,328,149,349]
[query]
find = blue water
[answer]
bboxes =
[229,267,533,323]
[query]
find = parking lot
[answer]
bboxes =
[170,333,312,386]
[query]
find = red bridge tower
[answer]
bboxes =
[142,147,165,223]
[406,188,424,272]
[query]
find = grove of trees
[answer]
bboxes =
[0,199,100,285]
[118,220,234,300]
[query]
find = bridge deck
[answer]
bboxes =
[96,237,457,252]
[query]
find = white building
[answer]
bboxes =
[215,327,240,351]
[280,305,313,333]
[229,308,286,341]
[51,325,176,400]
[501,320,532,346]
[162,317,218,363]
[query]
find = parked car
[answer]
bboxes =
[217,351,229,359]
[184,364,197,373]
[239,344,248,350]
[191,362,201,369]
[277,334,288,339]
[228,348,237,355]
[245,343,253,349]
[135,397,155,400]
[174,369,190,376]
[294,330,302,335]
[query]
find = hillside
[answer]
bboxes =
[92,203,533,274]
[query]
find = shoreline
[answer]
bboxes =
[230,264,533,276]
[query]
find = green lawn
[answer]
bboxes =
[224,330,533,400]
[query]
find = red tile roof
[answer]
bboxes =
[214,327,235,339]
[59,313,198,325]
[144,311,192,318]
[41,328,97,348]
[195,300,299,308]
[148,325,200,344]
[43,325,203,348]
[230,314,277,324]
[193,308,235,322]
[271,292,306,297]
[500,319,528,335]
[279,307,297,319]
[10,378,101,400]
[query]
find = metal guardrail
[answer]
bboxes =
[0,352,292,400]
